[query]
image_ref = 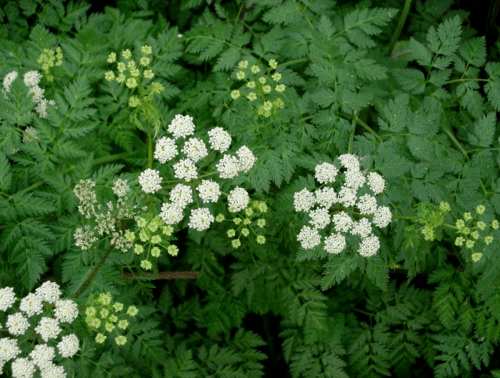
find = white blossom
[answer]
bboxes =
[338,153,360,171]
[228,187,250,213]
[169,184,193,208]
[188,208,214,231]
[338,185,357,208]
[3,71,18,92]
[236,146,256,172]
[367,171,386,195]
[344,169,366,190]
[54,300,79,324]
[35,282,61,304]
[154,136,178,163]
[112,179,130,197]
[308,208,331,229]
[350,217,373,238]
[23,71,42,87]
[182,137,208,163]
[11,357,35,378]
[138,169,162,194]
[356,194,378,215]
[6,313,30,336]
[196,180,221,203]
[39,364,66,378]
[294,188,316,213]
[297,225,321,249]
[358,235,380,257]
[208,127,231,152]
[173,159,197,181]
[167,114,195,139]
[29,345,55,370]
[324,233,346,254]
[0,338,21,362]
[73,179,98,218]
[159,202,184,225]
[74,225,98,250]
[372,206,392,228]
[332,211,354,233]
[57,334,80,358]
[315,187,338,209]
[314,162,338,184]
[22,127,40,143]
[34,317,61,342]
[0,287,16,311]
[19,293,43,317]
[216,154,240,179]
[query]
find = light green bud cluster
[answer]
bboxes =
[231,59,286,118]
[415,202,448,242]
[132,215,178,271]
[37,47,63,82]
[452,204,499,253]
[104,45,163,107]
[85,292,138,346]
[223,200,268,248]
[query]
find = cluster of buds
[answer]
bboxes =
[84,292,138,346]
[294,154,392,257]
[217,200,268,248]
[231,59,285,117]
[104,45,164,107]
[37,47,63,82]
[138,115,257,237]
[73,178,137,252]
[2,70,56,119]
[0,282,80,377]
[452,204,497,262]
[125,214,178,270]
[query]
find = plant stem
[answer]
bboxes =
[336,112,383,143]
[73,245,113,298]
[147,121,154,215]
[387,0,413,57]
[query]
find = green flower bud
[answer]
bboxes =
[127,306,139,316]
[463,212,472,221]
[151,247,161,257]
[98,292,112,306]
[96,333,106,343]
[247,92,257,101]
[455,236,465,246]
[216,214,225,222]
[117,62,126,72]
[143,69,154,79]
[247,81,256,88]
[100,308,109,318]
[233,218,242,225]
[86,307,96,317]
[105,322,115,332]
[476,205,485,215]
[129,96,141,107]
[257,219,266,228]
[108,52,117,63]
[272,73,282,82]
[167,245,178,256]
[134,244,144,254]
[236,71,245,80]
[275,84,286,92]
[113,302,124,312]
[118,320,129,329]
[485,235,494,245]
[140,57,150,67]
[269,59,278,69]
[465,239,475,248]
[263,85,271,94]
[231,90,240,100]
[251,65,260,74]
[227,229,236,237]
[141,45,152,55]
[232,239,241,248]
[163,225,174,236]
[238,60,248,69]
[137,217,147,228]
[241,228,249,237]
[259,77,266,84]
[477,221,486,230]
[257,235,266,244]
[141,260,152,270]
[104,71,115,81]
[471,252,482,262]
[492,220,499,229]
[122,49,132,59]
[115,335,127,346]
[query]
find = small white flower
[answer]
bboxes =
[324,233,346,254]
[309,208,331,229]
[236,146,256,172]
[57,334,80,358]
[294,188,315,213]
[3,71,18,93]
[344,169,366,190]
[315,187,338,209]
[173,159,197,181]
[350,217,372,238]
[112,179,130,197]
[29,344,55,370]
[367,171,386,195]
[228,187,250,213]
[297,225,321,249]
[208,127,231,152]
[19,293,43,317]
[39,364,66,378]
[138,169,162,194]
[34,317,61,342]
[0,338,21,362]
[6,313,30,336]
[216,154,240,179]
[356,194,378,215]
[35,282,61,304]
[338,153,360,171]
[332,211,354,233]
[54,299,79,324]
[182,137,208,163]
[167,114,196,139]
[314,162,338,184]
[154,136,178,163]
[23,71,42,87]
[0,287,17,311]
[169,184,193,208]
[11,357,35,378]
[358,235,380,257]
[196,180,221,203]
[372,206,392,228]
[188,208,214,231]
[159,202,184,225]
[338,185,357,208]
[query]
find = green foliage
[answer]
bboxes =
[1,0,500,377]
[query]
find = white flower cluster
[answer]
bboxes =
[152,115,256,232]
[73,178,137,252]
[2,70,56,119]
[294,154,391,257]
[0,282,80,377]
